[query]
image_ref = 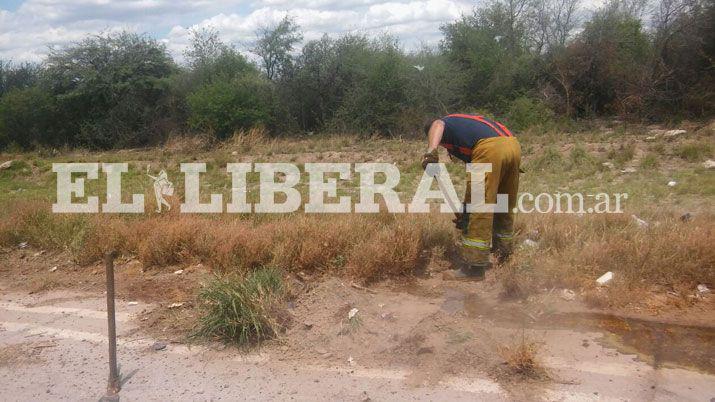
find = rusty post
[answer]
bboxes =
[103,250,120,401]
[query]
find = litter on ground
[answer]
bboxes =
[597,272,614,286]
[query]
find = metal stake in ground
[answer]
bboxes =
[101,250,120,402]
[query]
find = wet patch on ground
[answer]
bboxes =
[443,287,715,374]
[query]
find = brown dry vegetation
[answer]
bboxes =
[0,122,713,311]
[499,212,715,306]
[498,335,547,380]
[0,203,456,284]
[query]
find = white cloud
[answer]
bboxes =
[0,0,474,63]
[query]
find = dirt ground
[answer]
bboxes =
[1,246,714,400]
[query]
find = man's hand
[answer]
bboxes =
[421,149,439,170]
[452,212,468,231]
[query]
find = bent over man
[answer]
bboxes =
[422,114,521,281]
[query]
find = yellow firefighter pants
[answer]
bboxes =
[462,137,521,265]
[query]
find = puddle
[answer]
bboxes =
[544,312,715,374]
[441,288,715,374]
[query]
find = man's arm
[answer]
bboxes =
[426,120,445,152]
[422,120,445,170]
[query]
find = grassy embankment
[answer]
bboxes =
[0,123,713,343]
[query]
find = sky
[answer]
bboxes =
[0,0,482,63]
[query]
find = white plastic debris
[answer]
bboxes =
[527,229,541,241]
[173,269,184,275]
[632,214,649,228]
[128,301,139,306]
[49,266,58,272]
[663,129,686,138]
[596,271,614,286]
[18,242,28,249]
[560,289,576,301]
[347,356,355,366]
[168,302,184,309]
[667,180,677,187]
[697,284,710,294]
[413,65,425,71]
[704,159,715,169]
[645,135,658,142]
[348,308,359,320]
[523,239,538,248]
[621,167,637,173]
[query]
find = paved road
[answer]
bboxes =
[1,291,713,401]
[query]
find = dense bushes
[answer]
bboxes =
[0,87,53,148]
[187,75,274,139]
[45,32,176,148]
[0,0,712,149]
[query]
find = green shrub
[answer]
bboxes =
[675,141,712,162]
[568,145,600,176]
[607,143,635,166]
[331,37,409,135]
[527,146,563,171]
[44,32,175,149]
[506,97,555,131]
[0,87,53,149]
[640,153,659,169]
[193,268,286,346]
[187,75,273,139]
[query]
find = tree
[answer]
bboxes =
[254,16,303,80]
[529,0,580,51]
[334,36,410,134]
[184,27,228,69]
[0,86,53,148]
[184,28,255,86]
[187,74,274,139]
[441,2,538,110]
[43,32,175,148]
[550,1,650,116]
[0,60,41,98]
[647,0,715,117]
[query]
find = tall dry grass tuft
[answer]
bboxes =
[272,215,366,274]
[498,213,715,301]
[0,197,460,281]
[498,335,546,379]
[0,201,90,255]
[207,221,275,272]
[162,134,214,153]
[73,217,134,265]
[225,127,274,154]
[348,220,423,282]
[135,216,213,267]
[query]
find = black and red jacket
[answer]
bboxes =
[440,114,514,162]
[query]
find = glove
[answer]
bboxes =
[421,149,439,170]
[452,212,469,231]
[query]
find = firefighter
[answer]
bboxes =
[422,114,522,281]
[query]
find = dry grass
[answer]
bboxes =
[223,127,275,154]
[498,213,715,304]
[162,134,214,153]
[498,334,546,380]
[1,126,713,307]
[0,201,456,282]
